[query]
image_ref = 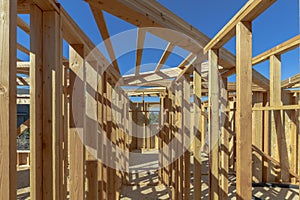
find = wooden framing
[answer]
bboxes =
[1,0,298,200]
[193,67,202,200]
[0,0,17,199]
[90,6,120,74]
[235,21,252,200]
[29,4,43,200]
[208,49,220,200]
[69,44,86,200]
[135,28,146,75]
[204,0,276,52]
[155,42,175,72]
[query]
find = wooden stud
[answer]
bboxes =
[208,49,220,200]
[236,21,252,200]
[85,61,99,199]
[42,10,63,200]
[182,74,191,200]
[0,0,17,199]
[30,4,43,200]
[220,77,229,199]
[252,92,264,183]
[69,44,86,200]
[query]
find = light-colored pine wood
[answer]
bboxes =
[135,28,146,75]
[86,0,236,69]
[220,78,228,200]
[85,61,99,199]
[0,0,17,199]
[236,21,252,200]
[90,6,120,74]
[204,0,276,52]
[252,34,300,65]
[252,92,264,182]
[281,73,300,89]
[155,42,175,72]
[182,74,191,200]
[193,67,202,200]
[42,10,63,200]
[208,49,219,200]
[29,4,43,200]
[252,105,300,111]
[69,44,86,200]
[262,93,269,182]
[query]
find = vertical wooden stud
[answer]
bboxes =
[236,21,252,200]
[0,0,17,199]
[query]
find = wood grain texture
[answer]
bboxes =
[0,0,17,199]
[236,21,252,200]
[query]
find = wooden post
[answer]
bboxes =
[270,54,290,182]
[107,77,116,200]
[97,72,104,200]
[0,0,17,199]
[182,74,191,200]
[193,67,202,200]
[236,21,252,200]
[262,93,270,182]
[43,11,63,200]
[30,4,43,200]
[208,49,220,200]
[220,77,228,199]
[69,44,86,200]
[102,72,108,199]
[252,92,264,183]
[85,61,98,200]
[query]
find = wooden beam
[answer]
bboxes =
[17,0,59,14]
[135,28,146,75]
[204,0,276,52]
[86,0,236,69]
[69,44,86,200]
[182,74,190,200]
[177,53,195,69]
[236,21,252,200]
[220,78,229,199]
[193,67,202,200]
[252,105,300,111]
[0,0,17,199]
[29,4,43,200]
[90,6,120,74]
[252,145,300,179]
[42,10,63,200]
[282,73,300,89]
[18,43,30,55]
[155,42,175,72]
[252,34,300,66]
[17,16,30,34]
[208,49,220,200]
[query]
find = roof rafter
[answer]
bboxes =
[135,28,146,75]
[90,6,121,74]
[155,42,175,72]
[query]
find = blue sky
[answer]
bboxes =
[18,0,299,83]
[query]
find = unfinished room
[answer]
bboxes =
[0,0,299,199]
